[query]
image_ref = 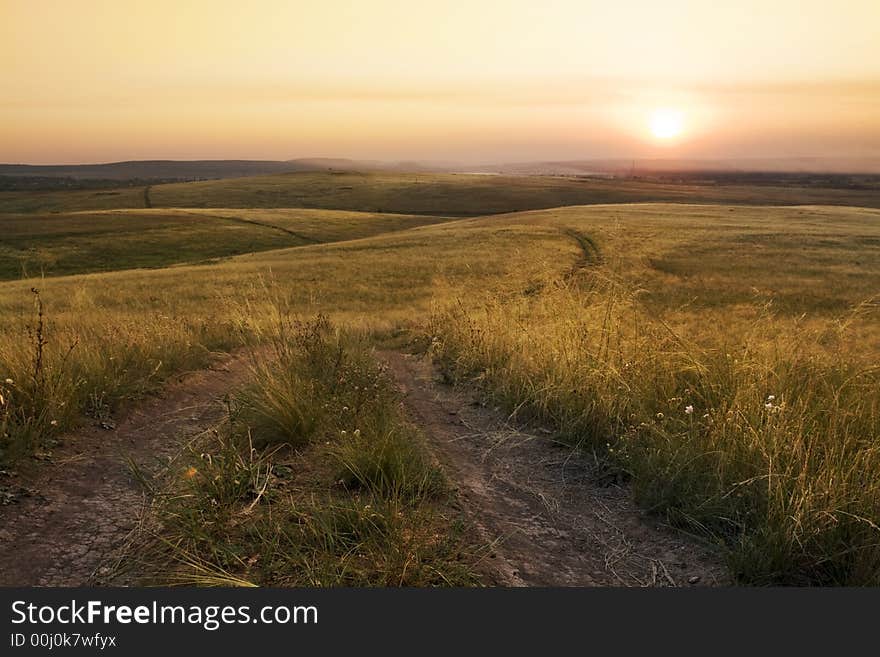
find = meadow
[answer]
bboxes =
[429,205,880,584]
[1,172,878,584]
[0,208,452,279]
[4,170,880,215]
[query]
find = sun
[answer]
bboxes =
[649,108,684,140]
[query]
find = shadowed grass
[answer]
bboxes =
[0,208,454,280]
[6,171,880,215]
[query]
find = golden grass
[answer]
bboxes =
[425,205,880,584]
[1,198,878,584]
[128,318,475,587]
[0,217,574,459]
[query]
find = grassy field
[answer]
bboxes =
[481,203,880,319]
[1,173,878,584]
[0,186,146,214]
[0,208,453,279]
[5,171,880,215]
[426,205,880,585]
[146,172,880,214]
[0,214,573,461]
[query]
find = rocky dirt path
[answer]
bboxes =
[382,351,728,587]
[0,353,254,586]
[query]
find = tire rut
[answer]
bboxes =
[0,353,254,586]
[178,210,321,244]
[382,350,728,587]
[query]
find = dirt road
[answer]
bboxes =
[0,347,727,587]
[382,351,727,586]
[0,354,253,586]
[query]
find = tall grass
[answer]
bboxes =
[428,274,880,585]
[0,211,570,463]
[131,316,474,587]
[0,288,242,462]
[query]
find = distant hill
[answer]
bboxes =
[0,158,459,188]
[0,159,319,181]
[467,157,880,176]
[2,156,879,187]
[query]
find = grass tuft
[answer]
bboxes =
[127,315,477,587]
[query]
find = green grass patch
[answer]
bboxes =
[0,208,455,281]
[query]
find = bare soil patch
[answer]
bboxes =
[0,353,253,586]
[382,351,728,586]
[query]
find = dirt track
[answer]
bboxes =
[0,348,727,587]
[382,351,727,586]
[0,354,253,586]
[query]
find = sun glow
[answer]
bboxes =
[649,108,684,140]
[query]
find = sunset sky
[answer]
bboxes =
[2,0,879,164]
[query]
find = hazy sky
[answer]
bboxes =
[2,0,879,164]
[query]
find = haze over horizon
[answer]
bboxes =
[3,0,879,166]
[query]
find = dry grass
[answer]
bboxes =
[126,317,476,587]
[426,205,880,585]
[0,217,572,460]
[1,192,878,585]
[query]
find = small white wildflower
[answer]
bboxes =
[685,405,694,415]
[353,429,361,437]
[4,378,12,385]
[656,412,664,419]
[50,420,58,426]
[767,395,776,401]
[765,402,773,410]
